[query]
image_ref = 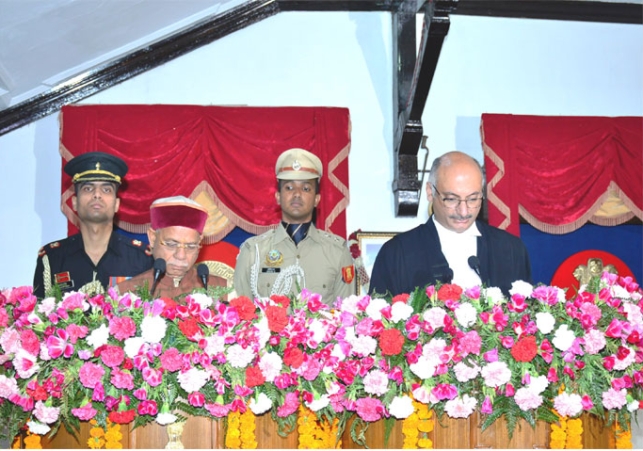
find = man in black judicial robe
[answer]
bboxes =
[370,151,531,297]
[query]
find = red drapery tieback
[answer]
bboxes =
[60,105,351,242]
[482,114,642,236]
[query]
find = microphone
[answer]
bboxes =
[468,255,482,278]
[432,263,454,284]
[197,263,209,291]
[150,258,166,296]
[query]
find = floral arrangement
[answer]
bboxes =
[0,271,641,447]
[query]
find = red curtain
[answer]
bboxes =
[482,114,642,236]
[59,105,351,242]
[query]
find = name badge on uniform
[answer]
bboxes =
[54,271,75,289]
[265,249,283,267]
[262,268,281,273]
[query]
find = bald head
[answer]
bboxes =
[426,151,484,233]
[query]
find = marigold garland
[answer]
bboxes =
[225,411,242,449]
[296,405,340,449]
[23,431,42,449]
[104,420,123,449]
[239,409,258,449]
[550,417,567,450]
[87,419,106,449]
[566,418,583,449]
[402,401,433,449]
[615,422,633,449]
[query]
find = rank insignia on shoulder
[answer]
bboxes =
[132,239,142,247]
[50,242,60,248]
[342,265,355,284]
[265,249,283,267]
[38,247,46,257]
[145,246,153,256]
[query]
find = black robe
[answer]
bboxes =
[369,218,532,297]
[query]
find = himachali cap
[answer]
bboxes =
[275,148,323,181]
[150,196,209,234]
[64,151,128,185]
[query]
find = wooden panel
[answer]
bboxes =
[433,414,472,448]
[471,412,549,449]
[341,416,405,449]
[581,413,614,449]
[254,412,299,448]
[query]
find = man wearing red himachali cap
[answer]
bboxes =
[117,196,226,298]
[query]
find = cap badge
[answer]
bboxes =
[96,162,101,170]
[292,160,301,171]
[265,249,283,267]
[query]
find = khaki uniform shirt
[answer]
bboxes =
[234,224,355,304]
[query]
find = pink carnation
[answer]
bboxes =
[109,317,137,341]
[444,395,477,418]
[71,402,97,421]
[100,345,125,368]
[65,324,89,344]
[481,361,511,388]
[554,392,583,417]
[0,375,19,398]
[583,329,606,355]
[602,388,627,410]
[34,401,60,424]
[111,369,135,390]
[79,362,105,389]
[459,330,482,356]
[514,388,543,411]
[363,370,389,396]
[355,397,385,422]
[277,391,301,418]
[160,348,184,372]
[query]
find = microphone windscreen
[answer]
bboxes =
[467,256,480,271]
[153,258,166,273]
[197,263,209,278]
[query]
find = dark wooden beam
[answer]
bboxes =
[392,0,457,216]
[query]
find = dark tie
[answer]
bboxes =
[285,223,309,246]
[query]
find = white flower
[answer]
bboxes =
[624,302,643,327]
[611,284,631,299]
[348,335,377,357]
[483,287,505,305]
[389,395,415,419]
[256,316,271,350]
[528,375,549,394]
[614,344,636,370]
[412,385,432,404]
[365,297,389,320]
[249,393,273,415]
[39,342,51,361]
[26,420,50,435]
[259,352,283,382]
[509,280,534,298]
[363,369,389,396]
[339,295,361,315]
[13,348,40,378]
[37,297,57,316]
[390,302,413,323]
[203,335,226,357]
[444,395,477,419]
[552,324,576,352]
[308,319,327,344]
[423,307,447,329]
[305,394,330,412]
[330,343,346,361]
[26,312,42,326]
[141,315,167,343]
[156,413,177,425]
[226,344,255,368]
[627,400,640,412]
[177,368,209,393]
[535,312,556,334]
[410,355,438,380]
[188,292,213,309]
[86,323,109,349]
[554,392,583,417]
[454,302,477,328]
[123,336,146,358]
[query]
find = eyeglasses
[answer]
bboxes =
[159,240,202,253]
[432,185,483,209]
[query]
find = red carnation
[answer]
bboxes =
[108,409,136,424]
[178,318,202,340]
[266,305,288,333]
[245,365,265,388]
[510,335,538,362]
[229,296,257,321]
[379,328,405,356]
[269,295,290,310]
[283,346,305,369]
[392,294,410,304]
[437,284,463,302]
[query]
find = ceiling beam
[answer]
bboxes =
[0,0,639,137]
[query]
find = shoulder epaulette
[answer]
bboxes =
[38,246,46,257]
[318,230,346,246]
[49,241,61,249]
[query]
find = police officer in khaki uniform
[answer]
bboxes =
[33,151,153,298]
[234,148,355,304]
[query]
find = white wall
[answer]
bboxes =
[1,12,642,289]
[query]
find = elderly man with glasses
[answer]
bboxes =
[370,151,532,297]
[117,196,226,299]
